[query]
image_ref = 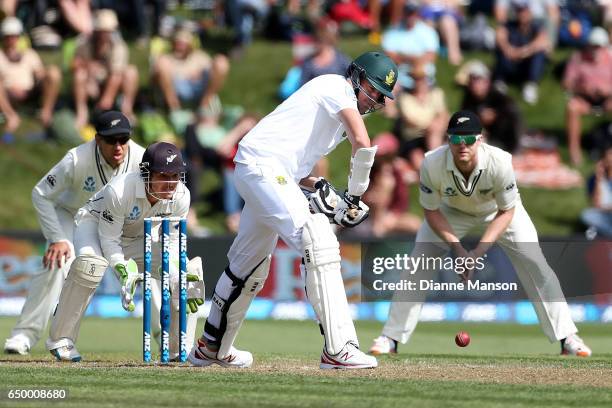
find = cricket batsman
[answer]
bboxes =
[46,142,205,361]
[369,110,592,357]
[4,111,144,355]
[188,51,398,369]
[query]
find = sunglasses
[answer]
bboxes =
[100,134,130,145]
[449,134,481,145]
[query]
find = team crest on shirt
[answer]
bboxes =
[276,176,287,185]
[443,187,458,197]
[83,176,96,192]
[128,206,141,221]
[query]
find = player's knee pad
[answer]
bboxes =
[68,255,108,287]
[205,256,271,358]
[48,255,108,347]
[302,213,357,354]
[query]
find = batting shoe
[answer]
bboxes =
[188,338,253,368]
[320,342,378,369]
[50,341,81,362]
[561,334,592,357]
[4,334,31,355]
[368,335,398,356]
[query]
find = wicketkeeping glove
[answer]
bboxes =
[114,259,142,312]
[308,178,342,220]
[170,257,205,314]
[333,191,370,228]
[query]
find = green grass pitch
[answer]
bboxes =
[1,317,611,407]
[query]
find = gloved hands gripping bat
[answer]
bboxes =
[303,147,376,227]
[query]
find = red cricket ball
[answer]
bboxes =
[455,331,470,347]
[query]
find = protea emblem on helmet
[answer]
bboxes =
[385,70,395,86]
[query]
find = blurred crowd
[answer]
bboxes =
[1,0,611,237]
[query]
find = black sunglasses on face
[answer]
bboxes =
[100,134,130,145]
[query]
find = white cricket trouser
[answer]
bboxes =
[47,217,179,350]
[206,162,311,331]
[8,208,75,347]
[383,201,578,344]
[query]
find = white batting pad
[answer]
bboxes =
[214,256,271,358]
[302,213,358,354]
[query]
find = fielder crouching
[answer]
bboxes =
[46,142,204,362]
[4,111,144,356]
[189,52,398,369]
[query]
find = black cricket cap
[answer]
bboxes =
[95,111,132,137]
[447,110,482,135]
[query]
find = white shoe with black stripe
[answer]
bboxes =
[188,338,253,368]
[320,342,378,369]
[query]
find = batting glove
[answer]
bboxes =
[333,191,370,228]
[308,178,342,220]
[114,259,141,312]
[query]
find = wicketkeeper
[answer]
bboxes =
[46,142,204,361]
[4,111,144,355]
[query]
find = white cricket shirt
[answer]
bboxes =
[78,171,190,268]
[234,74,358,181]
[31,140,145,243]
[419,143,519,215]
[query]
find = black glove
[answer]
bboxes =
[308,178,342,219]
[333,191,370,228]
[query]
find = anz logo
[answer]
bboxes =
[127,205,141,221]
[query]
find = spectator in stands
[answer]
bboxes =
[1,0,18,16]
[0,17,61,132]
[394,64,448,170]
[151,27,230,114]
[602,0,612,39]
[461,61,522,153]
[563,27,612,166]
[59,0,94,35]
[225,0,268,57]
[351,132,421,237]
[421,0,464,65]
[184,100,257,235]
[495,0,559,50]
[95,0,168,42]
[382,0,439,89]
[493,0,549,105]
[327,0,380,38]
[299,18,350,86]
[72,9,138,128]
[582,144,612,238]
